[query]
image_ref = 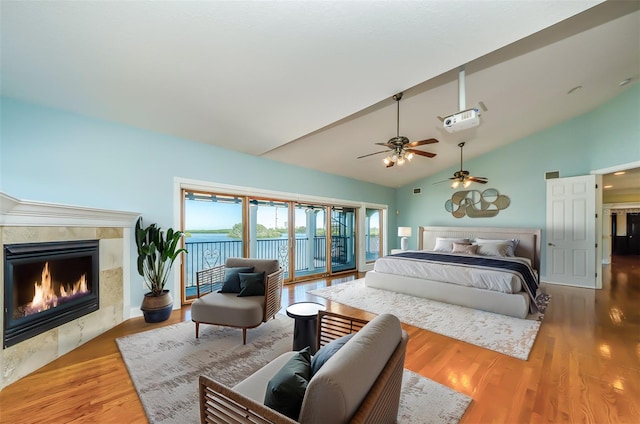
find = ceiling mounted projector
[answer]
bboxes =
[438,64,487,133]
[443,108,480,133]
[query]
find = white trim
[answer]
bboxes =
[591,161,640,175]
[0,192,139,227]
[604,202,640,210]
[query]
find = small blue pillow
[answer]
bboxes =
[237,272,265,297]
[310,333,355,376]
[218,266,254,293]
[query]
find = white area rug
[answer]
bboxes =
[116,315,471,424]
[309,279,542,360]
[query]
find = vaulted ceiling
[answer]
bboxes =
[2,1,638,188]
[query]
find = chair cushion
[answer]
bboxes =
[233,351,297,402]
[237,272,265,297]
[191,293,264,327]
[219,267,254,293]
[264,347,312,420]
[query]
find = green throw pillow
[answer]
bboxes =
[310,333,355,376]
[264,347,311,420]
[237,272,265,297]
[218,267,254,293]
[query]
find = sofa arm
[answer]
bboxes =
[199,375,296,424]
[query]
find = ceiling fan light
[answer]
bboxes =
[463,180,471,188]
[451,180,460,189]
[392,154,398,162]
[397,157,405,165]
[383,157,391,165]
[406,152,414,161]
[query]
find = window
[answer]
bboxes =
[179,181,388,304]
[365,208,382,263]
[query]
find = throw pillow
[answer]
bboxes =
[264,347,312,420]
[476,242,510,257]
[237,272,265,297]
[475,238,519,257]
[452,242,478,255]
[310,333,355,376]
[433,237,470,253]
[218,266,254,293]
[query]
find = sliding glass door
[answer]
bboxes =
[330,206,356,273]
[183,192,244,300]
[293,203,327,279]
[182,188,364,303]
[248,198,290,278]
[365,208,382,263]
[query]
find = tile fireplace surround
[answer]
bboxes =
[0,193,138,390]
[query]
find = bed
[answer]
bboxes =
[364,226,542,319]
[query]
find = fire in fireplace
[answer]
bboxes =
[3,240,99,348]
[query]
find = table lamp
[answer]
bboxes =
[398,227,412,251]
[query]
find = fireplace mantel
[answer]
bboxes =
[0,192,139,227]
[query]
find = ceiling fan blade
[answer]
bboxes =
[407,149,436,158]
[432,178,454,184]
[407,138,439,148]
[374,142,394,148]
[357,150,389,159]
[386,161,395,168]
[467,176,488,183]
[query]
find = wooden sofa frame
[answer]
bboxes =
[199,310,408,423]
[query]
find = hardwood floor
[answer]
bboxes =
[1,256,638,423]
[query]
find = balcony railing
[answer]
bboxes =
[184,236,354,291]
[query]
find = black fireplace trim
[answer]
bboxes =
[3,240,100,349]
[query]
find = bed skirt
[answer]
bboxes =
[364,270,530,319]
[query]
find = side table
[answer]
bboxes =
[285,301,326,354]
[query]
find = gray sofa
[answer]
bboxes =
[199,311,409,423]
[191,258,285,344]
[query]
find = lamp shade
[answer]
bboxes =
[397,227,412,237]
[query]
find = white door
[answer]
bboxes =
[545,175,597,288]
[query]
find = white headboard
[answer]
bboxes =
[418,226,541,274]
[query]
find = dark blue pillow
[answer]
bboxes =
[218,266,254,293]
[237,272,265,297]
[310,333,355,376]
[264,347,311,420]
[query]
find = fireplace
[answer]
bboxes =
[3,240,100,348]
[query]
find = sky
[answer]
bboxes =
[184,200,325,230]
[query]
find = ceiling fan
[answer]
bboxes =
[435,141,488,188]
[357,92,438,168]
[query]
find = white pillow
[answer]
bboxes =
[475,238,519,257]
[452,242,478,255]
[433,237,470,253]
[476,241,510,257]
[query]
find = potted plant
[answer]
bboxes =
[135,217,188,323]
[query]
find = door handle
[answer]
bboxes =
[548,243,555,246]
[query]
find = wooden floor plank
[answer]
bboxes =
[1,256,638,423]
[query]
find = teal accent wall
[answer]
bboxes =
[396,85,640,275]
[0,97,397,307]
